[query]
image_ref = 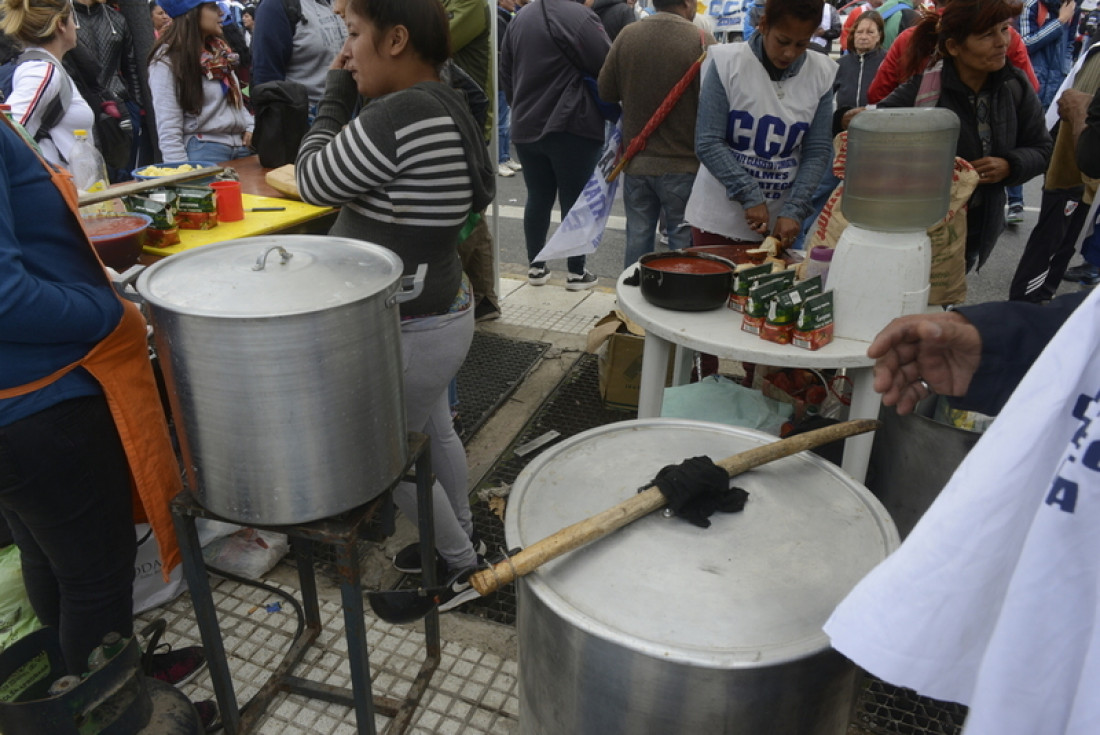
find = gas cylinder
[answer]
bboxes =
[0,628,203,735]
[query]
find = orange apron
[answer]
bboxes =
[0,116,182,577]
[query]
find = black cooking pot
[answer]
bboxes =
[639,252,735,311]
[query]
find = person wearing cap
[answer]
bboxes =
[148,0,253,162]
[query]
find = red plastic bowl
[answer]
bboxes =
[81,213,152,270]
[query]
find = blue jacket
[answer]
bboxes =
[0,122,121,426]
[743,0,766,41]
[1019,0,1073,105]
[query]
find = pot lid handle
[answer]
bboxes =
[253,245,293,271]
[389,263,428,307]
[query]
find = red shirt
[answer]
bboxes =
[839,3,870,52]
[867,25,1040,104]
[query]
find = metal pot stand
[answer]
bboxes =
[170,433,439,735]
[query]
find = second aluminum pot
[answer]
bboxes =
[137,235,419,525]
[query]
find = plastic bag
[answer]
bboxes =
[0,546,41,653]
[202,528,289,580]
[820,374,853,421]
[660,375,793,436]
[133,523,186,614]
[533,120,623,263]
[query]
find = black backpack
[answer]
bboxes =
[251,80,309,167]
[0,48,73,148]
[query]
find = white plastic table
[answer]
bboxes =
[616,269,880,482]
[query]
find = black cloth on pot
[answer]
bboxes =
[643,456,748,528]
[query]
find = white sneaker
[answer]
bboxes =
[497,163,515,178]
[505,160,523,172]
[565,270,598,291]
[528,265,550,286]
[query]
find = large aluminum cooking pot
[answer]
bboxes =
[506,419,899,735]
[137,235,417,525]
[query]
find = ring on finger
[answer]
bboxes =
[917,378,931,393]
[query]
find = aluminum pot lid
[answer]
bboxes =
[136,235,404,317]
[504,419,899,669]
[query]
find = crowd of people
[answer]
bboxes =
[3,0,1100,730]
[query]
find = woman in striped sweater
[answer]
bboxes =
[297,0,494,611]
[1,0,94,166]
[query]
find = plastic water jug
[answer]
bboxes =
[69,129,109,196]
[842,108,959,232]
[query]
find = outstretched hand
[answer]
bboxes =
[867,310,982,415]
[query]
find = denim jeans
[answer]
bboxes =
[514,132,603,275]
[185,137,252,163]
[498,91,512,163]
[1005,184,1024,207]
[0,396,136,674]
[622,172,695,267]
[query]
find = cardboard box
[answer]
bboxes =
[586,311,673,410]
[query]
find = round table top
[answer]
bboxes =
[615,267,874,369]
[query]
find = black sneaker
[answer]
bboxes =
[474,300,502,322]
[1063,263,1100,285]
[437,566,481,613]
[1005,202,1024,226]
[393,534,487,575]
[565,270,598,291]
[392,543,447,575]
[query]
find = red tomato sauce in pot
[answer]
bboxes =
[646,256,732,274]
[84,215,149,239]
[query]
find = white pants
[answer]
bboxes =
[391,307,477,571]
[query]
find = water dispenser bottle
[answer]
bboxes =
[842,108,960,231]
[828,108,960,342]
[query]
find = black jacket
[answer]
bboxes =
[832,48,885,134]
[592,0,636,41]
[72,1,143,106]
[1078,86,1100,178]
[882,58,1052,268]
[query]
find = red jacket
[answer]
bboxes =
[867,25,1040,103]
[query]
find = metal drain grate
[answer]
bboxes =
[460,353,635,624]
[854,676,967,735]
[454,331,551,442]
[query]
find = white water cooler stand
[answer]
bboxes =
[826,225,932,343]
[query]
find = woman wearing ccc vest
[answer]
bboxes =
[686,0,836,250]
[0,0,93,166]
[0,116,215,724]
[296,0,495,612]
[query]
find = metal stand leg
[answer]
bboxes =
[415,447,441,658]
[170,512,241,735]
[169,433,437,735]
[339,536,378,735]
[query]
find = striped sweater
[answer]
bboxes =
[297,71,475,317]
